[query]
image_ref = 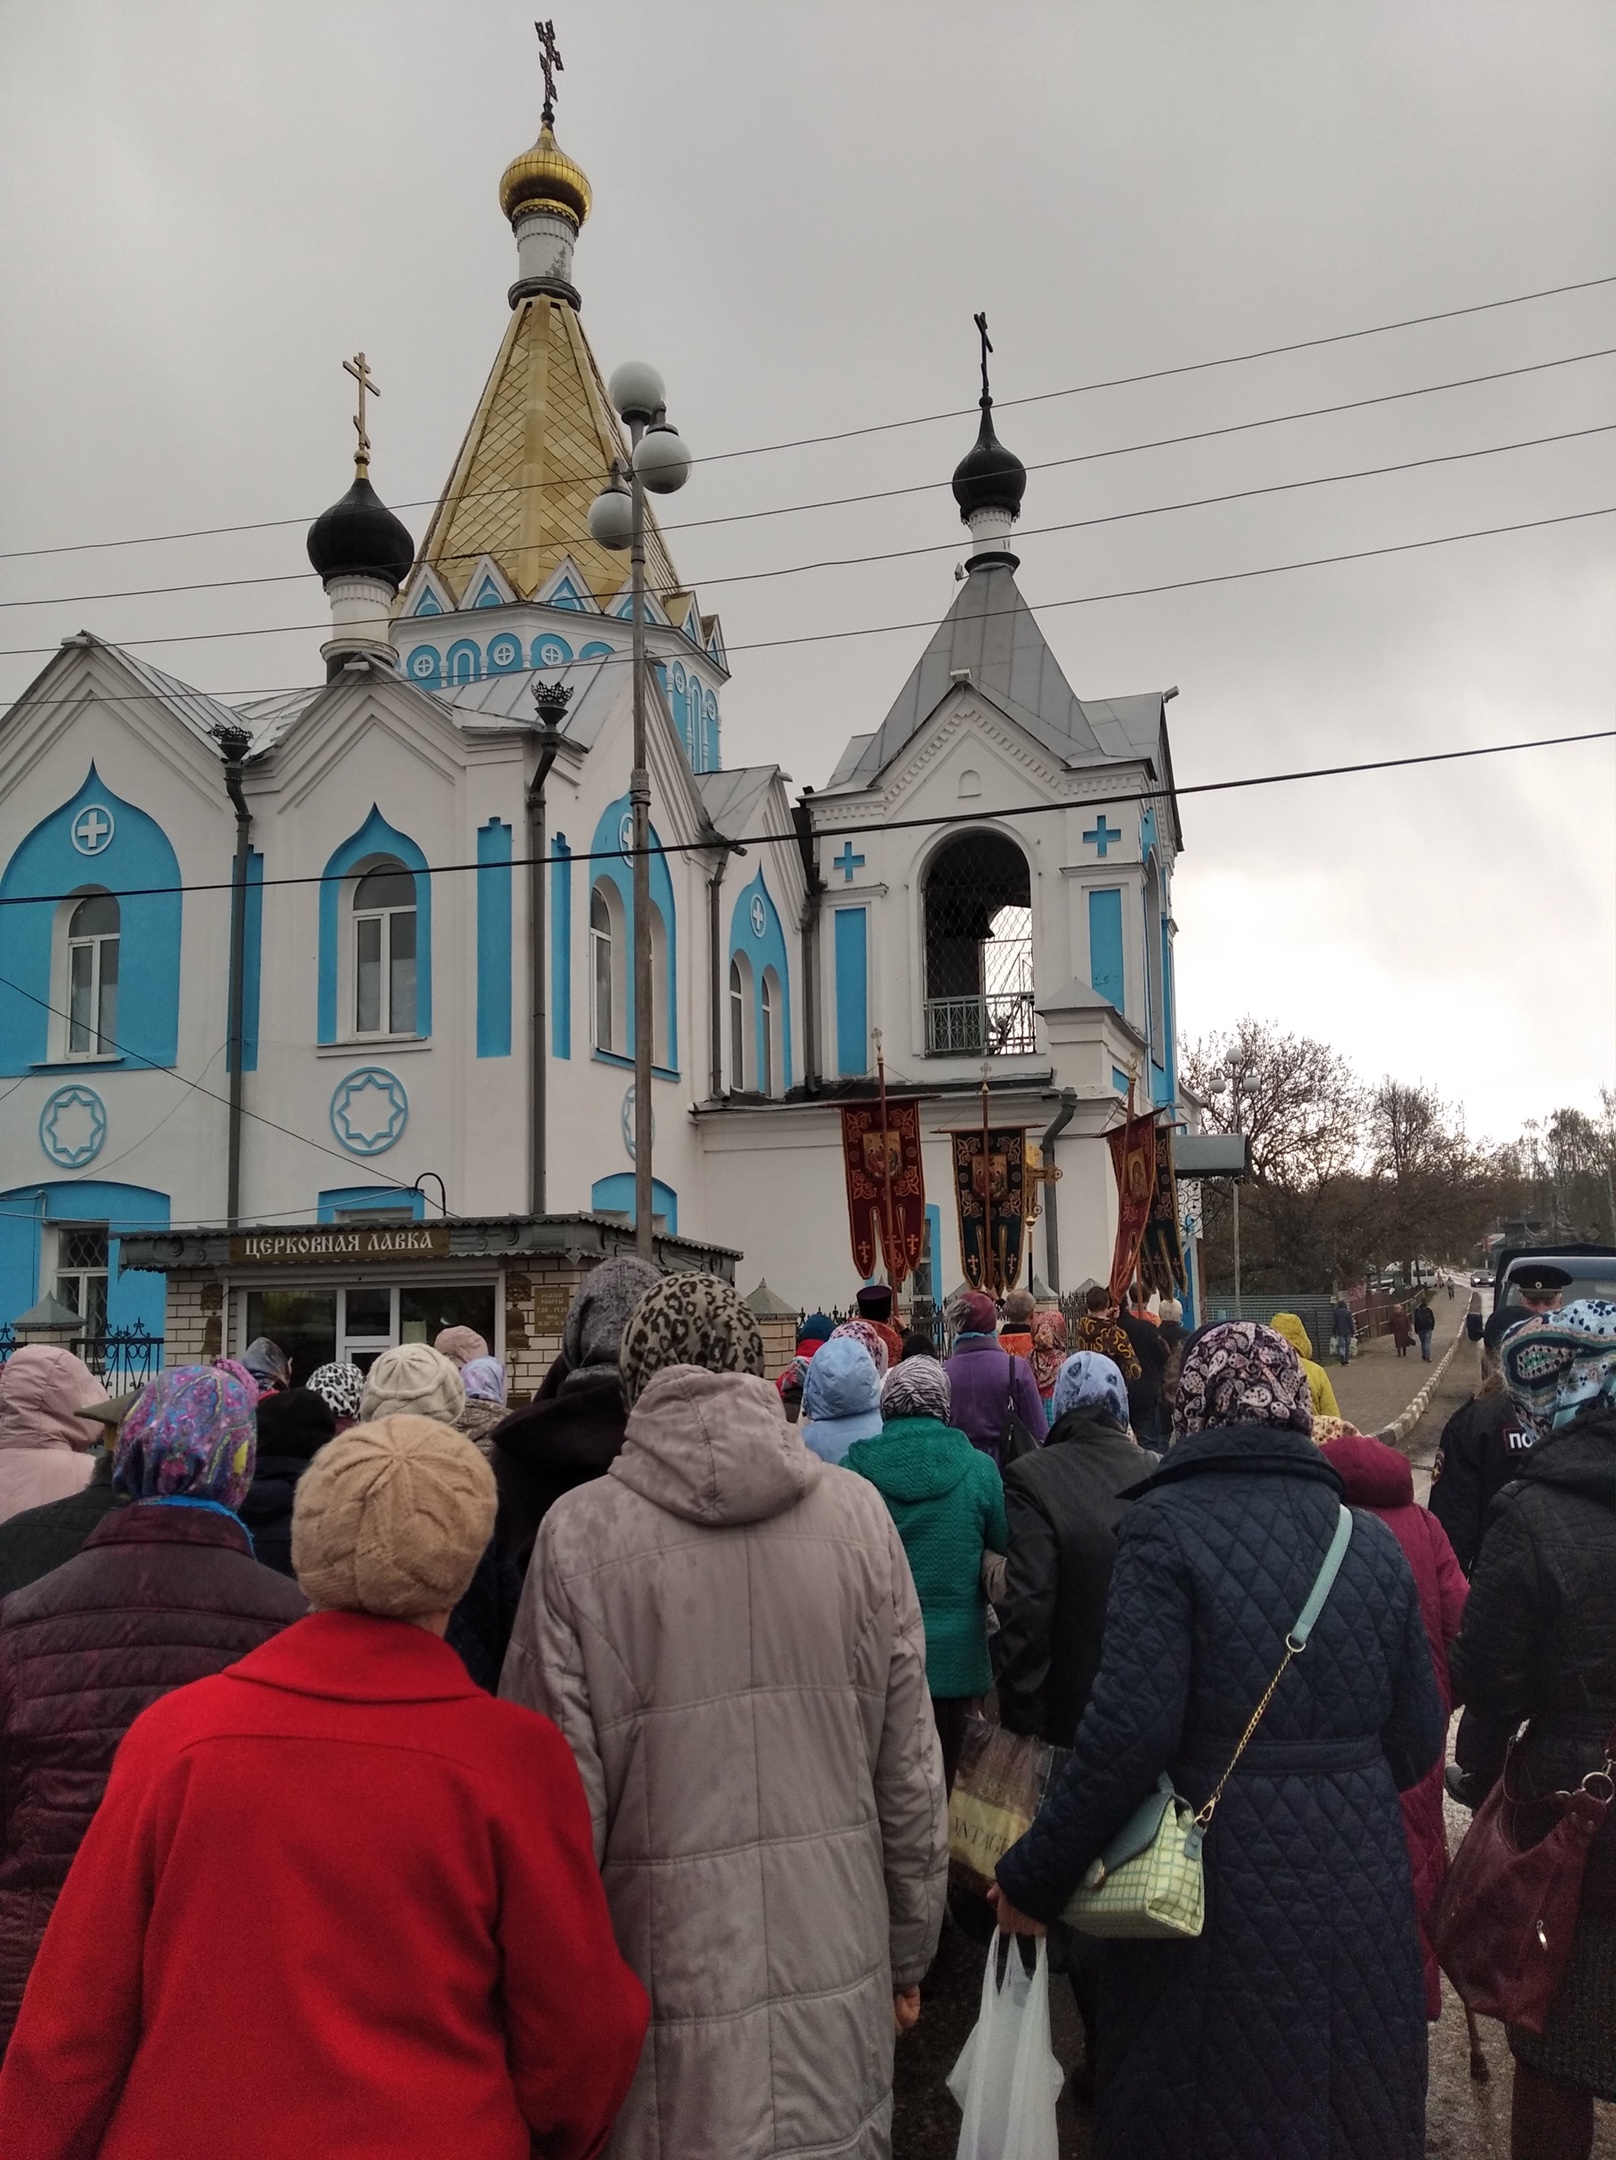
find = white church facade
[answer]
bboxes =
[0,77,1192,1383]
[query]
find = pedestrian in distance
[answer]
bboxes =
[0,1345,108,1526]
[845,1356,1007,1791]
[1318,1428,1468,2019]
[0,1412,647,2160]
[1414,1295,1437,1363]
[1450,1301,1616,2160]
[0,1361,306,2059]
[1391,1303,1415,1357]
[1331,1294,1356,1365]
[501,1273,947,2160]
[799,1332,884,1465]
[989,1320,1444,2160]
[1428,1341,1538,1576]
[1268,1310,1342,1420]
[0,1386,136,1599]
[239,1384,338,1578]
[1070,1284,1143,1383]
[945,1289,1047,1463]
[1465,1289,1485,1345]
[486,1255,660,1583]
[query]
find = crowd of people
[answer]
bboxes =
[0,1265,1607,2159]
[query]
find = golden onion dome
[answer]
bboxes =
[499,122,592,232]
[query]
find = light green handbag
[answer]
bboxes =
[1062,1504,1354,1941]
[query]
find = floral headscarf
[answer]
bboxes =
[880,1356,952,1423]
[306,1362,366,1421]
[830,1318,891,1381]
[1503,1301,1616,1440]
[619,1274,765,1410]
[1171,1321,1313,1440]
[1029,1311,1068,1396]
[114,1361,258,1509]
[1050,1351,1131,1430]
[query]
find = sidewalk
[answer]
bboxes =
[1328,1302,1471,1441]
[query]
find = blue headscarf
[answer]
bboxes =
[1050,1351,1130,1430]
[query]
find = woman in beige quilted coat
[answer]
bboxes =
[500,1274,948,2160]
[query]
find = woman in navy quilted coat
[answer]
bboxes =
[991,1322,1445,2160]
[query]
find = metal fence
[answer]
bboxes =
[0,1323,165,1388]
[1196,1295,1339,1360]
[924,992,1038,1057]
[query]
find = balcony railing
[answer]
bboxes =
[924,992,1038,1057]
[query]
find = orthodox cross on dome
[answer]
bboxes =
[343,351,380,476]
[535,18,564,124]
[973,311,993,407]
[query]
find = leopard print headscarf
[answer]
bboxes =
[618,1273,766,1409]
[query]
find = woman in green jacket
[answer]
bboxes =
[846,1356,1008,1789]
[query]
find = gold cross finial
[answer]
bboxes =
[535,18,563,123]
[343,351,380,475]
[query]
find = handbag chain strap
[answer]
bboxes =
[1194,1505,1355,1832]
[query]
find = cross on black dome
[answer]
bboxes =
[950,312,1027,523]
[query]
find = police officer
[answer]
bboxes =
[1428,1270,1568,1577]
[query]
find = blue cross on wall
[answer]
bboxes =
[1083,816,1121,858]
[832,840,866,883]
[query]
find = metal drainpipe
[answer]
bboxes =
[218,731,253,1230]
[1040,1087,1079,1293]
[525,697,566,1217]
[708,855,727,1098]
[791,797,823,1090]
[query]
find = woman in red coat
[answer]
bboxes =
[0,1414,646,2160]
[1320,1428,1467,2018]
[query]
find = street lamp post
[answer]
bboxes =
[589,363,691,1256]
[1218,1063,1260,1310]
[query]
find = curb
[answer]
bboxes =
[1378,1331,1464,1447]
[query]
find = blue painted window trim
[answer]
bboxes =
[226,849,263,1075]
[833,907,868,1079]
[551,835,572,1059]
[0,1179,169,1343]
[1112,1066,1130,1094]
[317,807,432,1046]
[0,765,182,1077]
[727,870,793,1091]
[587,796,678,1075]
[317,1185,425,1222]
[476,820,512,1059]
[1088,888,1125,1014]
[589,1172,677,1235]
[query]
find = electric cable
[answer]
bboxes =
[7,419,1609,613]
[3,725,1608,911]
[0,277,1611,563]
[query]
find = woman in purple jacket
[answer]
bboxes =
[945,1291,1045,1462]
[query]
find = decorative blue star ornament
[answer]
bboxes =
[40,1085,107,1168]
[330,1067,409,1156]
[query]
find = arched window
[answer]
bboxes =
[352,862,416,1036]
[729,956,746,1089]
[66,891,119,1056]
[922,831,1034,1056]
[760,967,784,1098]
[591,884,615,1052]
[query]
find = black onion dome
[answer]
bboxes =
[306,475,416,590]
[951,403,1027,522]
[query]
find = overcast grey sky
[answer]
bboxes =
[1,1,1611,1142]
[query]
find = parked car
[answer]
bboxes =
[1490,1242,1616,1315]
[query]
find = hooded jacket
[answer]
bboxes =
[1320,1431,1467,2018]
[995,1405,1152,1746]
[800,1335,883,1465]
[844,1417,1007,1697]
[501,1367,947,2160]
[0,1349,107,1525]
[488,1357,630,1580]
[1267,1314,1341,1420]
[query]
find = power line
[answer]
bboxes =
[8,418,1609,614]
[2,278,1612,565]
[3,726,1608,911]
[2,502,1608,666]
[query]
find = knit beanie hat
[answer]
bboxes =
[954,1290,999,1336]
[255,1386,338,1465]
[796,1312,835,1347]
[880,1356,952,1423]
[306,1362,366,1422]
[291,1415,495,1619]
[563,1256,663,1373]
[619,1274,765,1409]
[433,1326,489,1369]
[360,1343,466,1427]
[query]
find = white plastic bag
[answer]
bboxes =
[946,1929,1064,2160]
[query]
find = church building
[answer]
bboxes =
[0,62,1191,1382]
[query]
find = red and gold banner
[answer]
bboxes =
[1139,1127,1188,1297]
[838,1100,927,1287]
[1106,1112,1158,1305]
[950,1128,1029,1293]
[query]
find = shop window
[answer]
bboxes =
[65,892,119,1057]
[352,861,417,1036]
[54,1224,108,1334]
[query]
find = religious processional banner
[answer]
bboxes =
[1106,1112,1158,1305]
[949,1128,1029,1294]
[838,1101,927,1287]
[1138,1125,1189,1298]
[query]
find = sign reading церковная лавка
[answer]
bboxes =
[227,1226,453,1265]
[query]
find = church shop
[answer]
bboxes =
[118,1215,742,1403]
